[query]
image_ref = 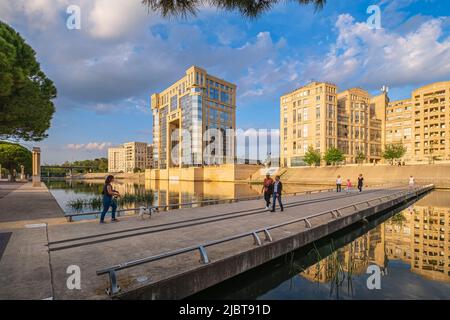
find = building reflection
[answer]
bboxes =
[300,190,450,284]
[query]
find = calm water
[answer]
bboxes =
[190,190,450,300]
[44,178,326,216]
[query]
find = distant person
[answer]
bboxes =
[336,175,342,192]
[357,174,364,193]
[408,175,415,189]
[346,179,352,194]
[261,174,274,210]
[270,175,284,212]
[100,175,120,224]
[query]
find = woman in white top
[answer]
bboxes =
[336,175,342,192]
[408,175,415,188]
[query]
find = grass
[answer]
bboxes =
[68,191,154,212]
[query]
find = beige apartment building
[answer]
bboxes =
[108,142,152,173]
[151,66,236,169]
[280,82,387,167]
[387,81,450,163]
[280,81,338,167]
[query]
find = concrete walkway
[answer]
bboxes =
[0,182,65,299]
[46,186,430,300]
[0,183,432,300]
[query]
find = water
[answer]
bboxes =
[190,190,450,300]
[44,178,325,216]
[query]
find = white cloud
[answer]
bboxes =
[66,142,112,151]
[304,14,450,90]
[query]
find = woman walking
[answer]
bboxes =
[336,175,342,192]
[100,175,120,224]
[346,179,352,194]
[357,174,364,193]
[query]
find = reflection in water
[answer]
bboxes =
[45,178,323,214]
[190,190,450,300]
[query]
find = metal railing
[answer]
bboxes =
[96,184,434,295]
[65,187,335,222]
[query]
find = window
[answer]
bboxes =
[303,108,309,121]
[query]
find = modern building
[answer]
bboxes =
[387,81,450,163]
[280,82,387,167]
[108,142,152,173]
[151,66,236,169]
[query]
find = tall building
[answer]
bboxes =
[387,81,450,163]
[151,66,236,169]
[280,82,386,167]
[280,81,338,167]
[108,147,125,173]
[108,142,152,173]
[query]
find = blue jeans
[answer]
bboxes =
[272,193,283,211]
[100,196,117,222]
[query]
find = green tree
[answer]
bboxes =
[0,142,32,180]
[0,21,57,141]
[356,151,365,164]
[142,0,325,18]
[304,146,321,166]
[382,143,407,165]
[323,147,344,166]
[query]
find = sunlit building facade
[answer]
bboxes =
[280,82,386,167]
[151,66,236,169]
[387,81,450,163]
[108,142,152,173]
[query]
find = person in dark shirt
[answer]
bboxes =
[357,174,364,193]
[261,174,274,210]
[270,175,284,212]
[100,175,121,223]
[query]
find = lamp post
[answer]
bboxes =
[32,147,41,187]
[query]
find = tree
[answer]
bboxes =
[323,147,344,166]
[382,143,407,165]
[356,151,365,164]
[0,142,32,180]
[0,21,57,141]
[304,146,321,166]
[142,0,325,18]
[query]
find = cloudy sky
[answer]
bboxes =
[1,0,449,163]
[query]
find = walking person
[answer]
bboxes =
[261,174,274,210]
[346,179,352,194]
[100,175,120,224]
[357,174,364,193]
[408,175,415,189]
[336,175,342,192]
[270,175,284,212]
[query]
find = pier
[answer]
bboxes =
[0,183,433,300]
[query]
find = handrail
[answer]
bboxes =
[96,184,434,295]
[65,187,335,221]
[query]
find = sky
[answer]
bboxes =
[1,0,449,164]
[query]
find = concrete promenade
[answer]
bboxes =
[0,183,433,300]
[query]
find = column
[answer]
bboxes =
[32,147,41,187]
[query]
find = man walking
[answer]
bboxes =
[336,175,342,192]
[270,175,284,212]
[261,174,274,210]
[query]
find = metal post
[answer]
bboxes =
[105,270,120,296]
[263,229,273,242]
[198,246,209,264]
[252,232,262,246]
[304,218,312,228]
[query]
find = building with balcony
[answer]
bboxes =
[387,81,450,163]
[108,142,152,173]
[280,82,387,167]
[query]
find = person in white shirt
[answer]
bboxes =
[408,175,415,189]
[336,175,342,192]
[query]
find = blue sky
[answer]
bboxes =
[1,0,449,163]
